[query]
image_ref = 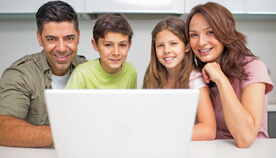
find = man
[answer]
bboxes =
[0,1,86,147]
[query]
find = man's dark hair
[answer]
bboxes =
[36,0,79,34]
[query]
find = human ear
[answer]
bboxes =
[77,29,80,45]
[36,30,43,47]
[185,43,191,53]
[128,40,132,49]
[91,38,99,52]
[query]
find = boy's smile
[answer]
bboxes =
[92,32,132,74]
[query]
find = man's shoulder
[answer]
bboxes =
[9,52,43,69]
[0,52,45,87]
[72,55,87,66]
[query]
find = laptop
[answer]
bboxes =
[44,89,199,158]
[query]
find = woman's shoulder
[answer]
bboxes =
[243,56,273,94]
[244,56,268,73]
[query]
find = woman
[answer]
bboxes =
[185,2,273,148]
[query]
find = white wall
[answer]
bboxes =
[0,16,275,103]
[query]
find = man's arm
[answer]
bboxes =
[0,115,53,147]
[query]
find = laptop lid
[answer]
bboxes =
[45,89,199,158]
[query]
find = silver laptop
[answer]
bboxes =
[45,89,199,158]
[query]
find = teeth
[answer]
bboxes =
[164,57,175,61]
[56,55,67,58]
[199,48,211,53]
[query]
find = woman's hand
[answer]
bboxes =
[202,62,226,84]
[202,62,266,148]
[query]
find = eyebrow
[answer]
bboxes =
[65,34,76,38]
[155,41,163,45]
[189,27,212,33]
[45,35,56,38]
[156,39,178,43]
[102,40,129,43]
[119,40,129,43]
[45,34,76,38]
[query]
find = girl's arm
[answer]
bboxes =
[192,86,216,140]
[202,62,265,148]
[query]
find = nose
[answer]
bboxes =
[164,45,171,54]
[112,45,120,56]
[199,35,207,46]
[56,39,66,53]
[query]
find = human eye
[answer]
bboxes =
[65,35,76,42]
[67,37,74,41]
[104,43,112,47]
[171,42,177,46]
[189,33,197,38]
[207,30,214,35]
[120,43,127,47]
[46,37,56,42]
[156,44,164,48]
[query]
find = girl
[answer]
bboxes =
[143,16,216,140]
[185,2,273,148]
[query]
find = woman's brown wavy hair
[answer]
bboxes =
[143,16,194,88]
[185,2,256,84]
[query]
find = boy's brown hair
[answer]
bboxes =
[93,13,133,44]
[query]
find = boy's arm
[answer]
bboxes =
[133,77,137,89]
[131,66,137,89]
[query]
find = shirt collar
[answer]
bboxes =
[40,50,78,75]
[39,50,51,75]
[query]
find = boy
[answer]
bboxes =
[66,13,137,89]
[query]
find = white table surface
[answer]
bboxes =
[188,139,276,158]
[1,139,275,158]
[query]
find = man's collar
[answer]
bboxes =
[40,50,51,74]
[41,49,77,74]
